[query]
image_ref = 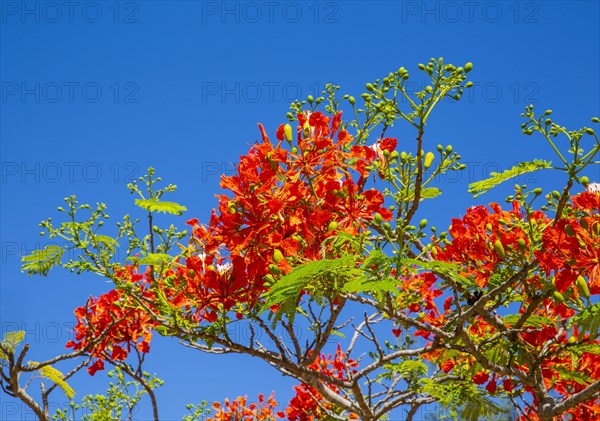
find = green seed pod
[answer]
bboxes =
[576,275,590,299]
[424,152,435,169]
[328,221,339,232]
[553,291,565,302]
[284,124,293,143]
[464,62,473,72]
[419,219,428,229]
[273,249,284,263]
[494,239,506,259]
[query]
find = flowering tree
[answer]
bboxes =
[3,59,599,421]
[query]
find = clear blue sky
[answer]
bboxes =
[1,1,599,419]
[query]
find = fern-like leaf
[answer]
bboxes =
[468,160,552,198]
[134,199,187,215]
[138,253,174,265]
[21,245,64,276]
[568,302,600,338]
[36,364,76,399]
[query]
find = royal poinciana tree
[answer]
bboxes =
[2,59,599,421]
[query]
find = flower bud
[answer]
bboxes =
[585,128,595,135]
[419,219,428,229]
[576,276,590,299]
[532,188,543,196]
[390,150,399,161]
[553,291,565,302]
[581,176,589,185]
[494,240,506,259]
[284,124,293,143]
[349,96,356,105]
[464,62,473,72]
[307,95,314,103]
[517,238,527,252]
[445,145,453,154]
[328,221,338,232]
[424,152,435,169]
[591,117,600,123]
[273,249,284,263]
[373,213,383,224]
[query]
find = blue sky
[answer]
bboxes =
[1,1,599,419]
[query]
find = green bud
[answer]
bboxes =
[532,188,543,196]
[456,67,464,73]
[553,291,565,302]
[576,275,590,299]
[291,146,298,154]
[286,112,294,120]
[464,62,473,72]
[437,144,443,152]
[591,117,600,123]
[465,81,474,88]
[458,164,467,170]
[269,264,281,275]
[307,95,314,103]
[445,145,453,154]
[400,151,407,161]
[419,219,428,229]
[552,190,561,199]
[424,152,435,169]
[284,124,293,143]
[494,239,506,259]
[373,213,383,224]
[418,63,426,70]
[273,249,284,263]
[585,128,595,135]
[328,221,338,232]
[365,83,375,92]
[543,110,552,115]
[361,93,371,102]
[517,238,527,252]
[564,224,575,237]
[545,119,552,126]
[349,96,356,105]
[581,176,589,185]
[390,150,399,161]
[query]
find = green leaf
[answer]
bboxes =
[138,253,174,266]
[36,364,76,399]
[264,255,361,325]
[342,277,398,295]
[468,160,552,198]
[402,258,474,287]
[1,331,25,358]
[3,331,25,348]
[553,366,594,385]
[568,302,600,338]
[134,199,187,215]
[501,314,554,328]
[21,245,64,276]
[403,187,442,202]
[93,235,119,249]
